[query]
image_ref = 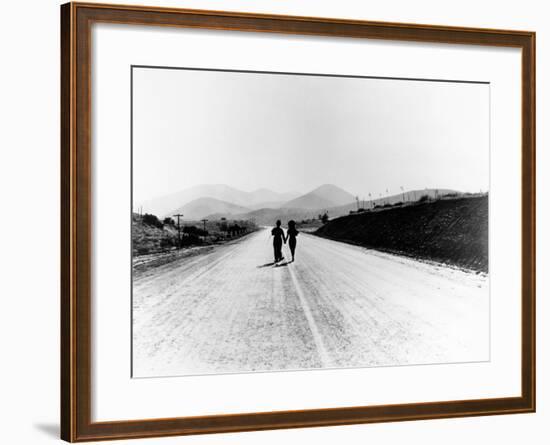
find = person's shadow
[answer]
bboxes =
[257,260,292,268]
[275,261,291,267]
[257,262,276,268]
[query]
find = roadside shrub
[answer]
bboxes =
[142,213,163,229]
[418,194,431,203]
[180,234,202,246]
[160,237,175,249]
[137,246,149,255]
[183,225,208,236]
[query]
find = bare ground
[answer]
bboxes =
[132,228,489,377]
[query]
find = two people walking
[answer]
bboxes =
[271,220,299,263]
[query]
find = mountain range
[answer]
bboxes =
[137,184,459,225]
[168,197,251,221]
[138,184,300,218]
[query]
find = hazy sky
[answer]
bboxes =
[132,67,489,203]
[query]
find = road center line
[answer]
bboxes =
[285,248,331,368]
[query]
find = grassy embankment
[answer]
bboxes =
[315,195,488,272]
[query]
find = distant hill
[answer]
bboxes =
[248,188,299,205]
[170,197,251,220]
[141,183,462,225]
[248,200,286,210]
[138,184,299,217]
[206,188,462,225]
[328,188,459,217]
[283,184,355,209]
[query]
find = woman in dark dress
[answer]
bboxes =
[286,220,299,262]
[271,220,285,262]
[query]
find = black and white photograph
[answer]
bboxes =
[131,66,490,378]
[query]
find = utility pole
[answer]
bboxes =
[201,218,208,232]
[356,196,359,212]
[173,213,183,248]
[400,186,405,202]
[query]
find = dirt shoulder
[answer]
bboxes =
[132,231,258,276]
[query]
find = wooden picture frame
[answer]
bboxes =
[61,2,535,442]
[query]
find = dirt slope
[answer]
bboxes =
[315,195,488,272]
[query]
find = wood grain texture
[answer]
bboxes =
[60,2,74,441]
[60,2,536,442]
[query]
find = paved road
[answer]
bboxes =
[132,228,489,377]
